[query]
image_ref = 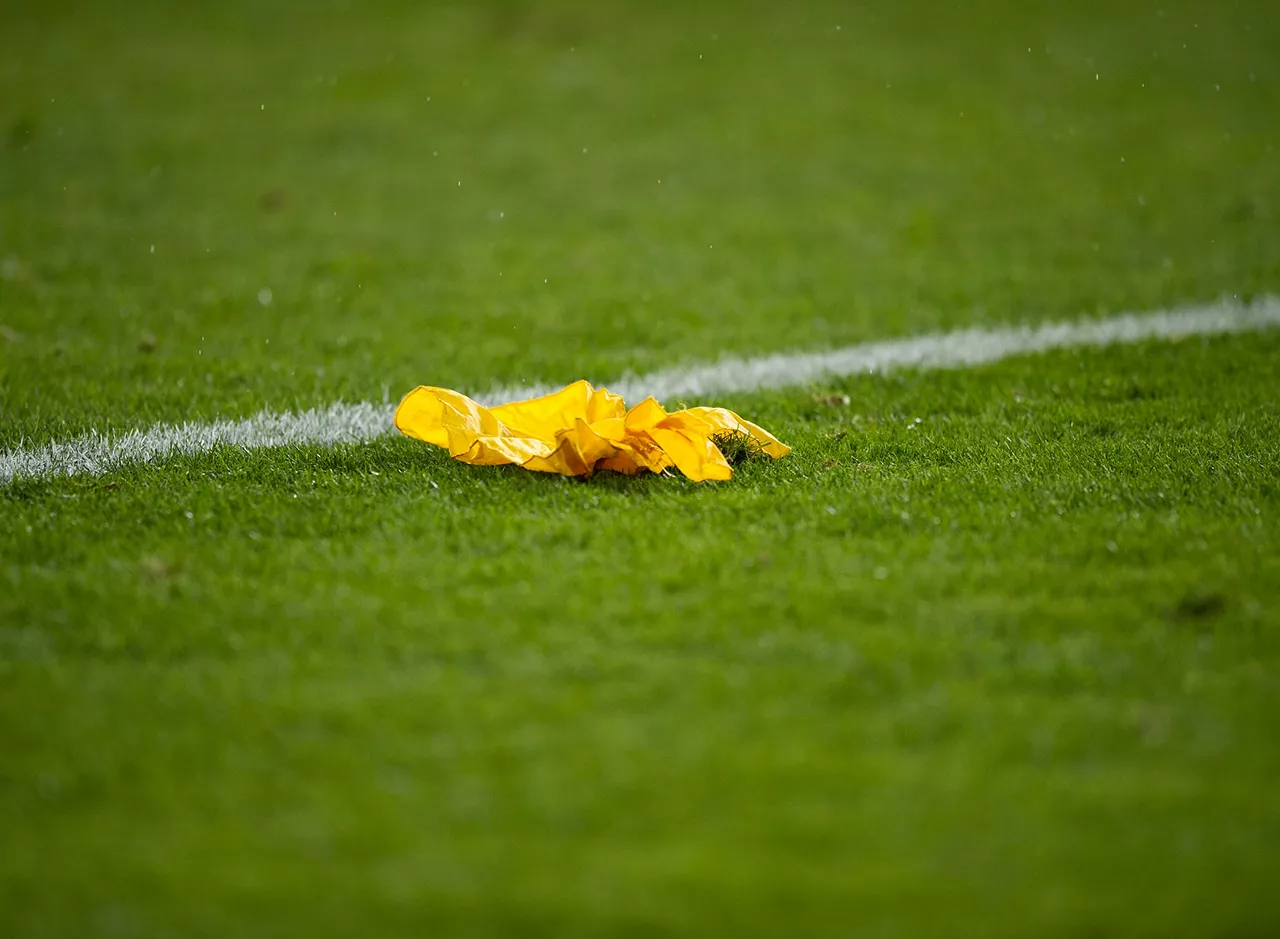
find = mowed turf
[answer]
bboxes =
[4,336,1280,937]
[2,0,1278,446]
[2,0,1280,937]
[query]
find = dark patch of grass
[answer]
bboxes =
[710,429,771,466]
[1175,591,1228,619]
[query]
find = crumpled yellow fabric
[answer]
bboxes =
[394,380,789,481]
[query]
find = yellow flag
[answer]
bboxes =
[394,380,789,481]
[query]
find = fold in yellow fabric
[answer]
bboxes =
[394,380,789,481]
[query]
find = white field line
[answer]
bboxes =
[3,294,1278,484]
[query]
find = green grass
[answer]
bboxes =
[3,0,1280,936]
[3,0,1277,446]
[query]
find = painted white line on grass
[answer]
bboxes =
[3,295,1278,484]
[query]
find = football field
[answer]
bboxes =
[3,0,1279,935]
